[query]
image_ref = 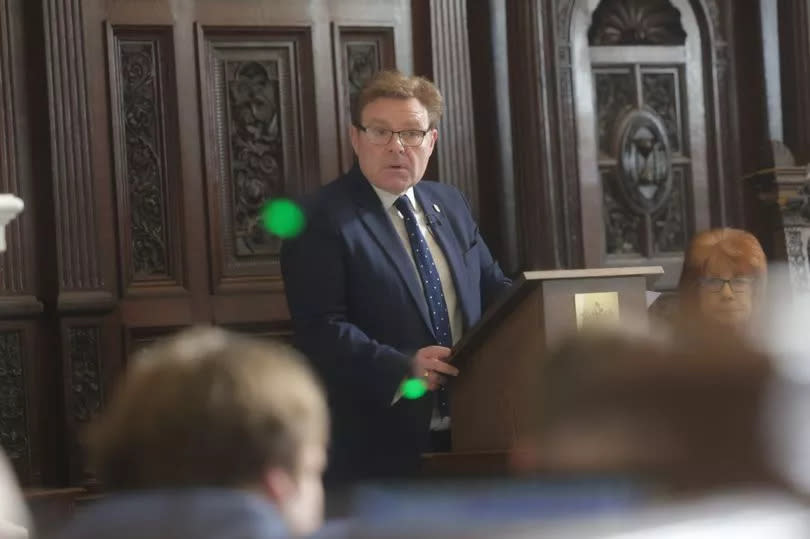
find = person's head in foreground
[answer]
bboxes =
[86,326,329,537]
[520,328,784,495]
[677,228,767,330]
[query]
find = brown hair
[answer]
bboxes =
[352,70,443,128]
[678,228,767,307]
[87,327,328,491]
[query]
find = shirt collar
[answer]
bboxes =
[369,182,417,212]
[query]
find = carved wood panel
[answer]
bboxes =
[65,325,103,484]
[594,61,690,259]
[198,28,319,292]
[333,26,396,173]
[0,330,29,481]
[108,26,185,295]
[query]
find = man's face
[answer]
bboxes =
[697,258,754,328]
[350,97,438,195]
[276,444,326,536]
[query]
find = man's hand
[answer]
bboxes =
[411,345,458,391]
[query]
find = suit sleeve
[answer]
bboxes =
[281,204,412,407]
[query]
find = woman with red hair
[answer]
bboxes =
[676,228,767,331]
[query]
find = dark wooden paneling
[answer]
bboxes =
[43,0,107,299]
[197,26,319,294]
[107,25,186,296]
[506,0,575,270]
[429,0,480,216]
[778,0,810,165]
[0,329,30,482]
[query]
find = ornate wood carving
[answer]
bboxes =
[642,71,682,153]
[653,167,687,253]
[785,227,810,293]
[616,110,673,214]
[108,27,184,292]
[69,327,102,424]
[199,28,319,291]
[603,169,643,255]
[0,331,29,480]
[430,0,480,216]
[43,0,104,292]
[588,0,687,46]
[333,26,395,173]
[594,70,636,157]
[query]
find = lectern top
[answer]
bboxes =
[522,266,664,282]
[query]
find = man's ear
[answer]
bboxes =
[426,128,438,153]
[262,467,297,504]
[349,125,360,155]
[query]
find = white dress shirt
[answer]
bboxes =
[370,184,463,344]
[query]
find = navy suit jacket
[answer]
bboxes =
[281,166,511,481]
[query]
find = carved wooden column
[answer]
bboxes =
[428,0,480,216]
[0,0,46,486]
[43,0,113,485]
[506,0,578,270]
[778,0,810,166]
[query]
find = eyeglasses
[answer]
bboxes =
[357,125,430,147]
[698,277,755,293]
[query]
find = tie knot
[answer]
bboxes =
[394,195,415,217]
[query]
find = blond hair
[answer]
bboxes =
[352,70,443,128]
[88,327,328,490]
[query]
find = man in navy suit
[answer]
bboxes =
[281,70,512,483]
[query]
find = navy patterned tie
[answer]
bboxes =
[394,195,451,417]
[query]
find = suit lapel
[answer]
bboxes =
[350,172,436,338]
[414,185,475,330]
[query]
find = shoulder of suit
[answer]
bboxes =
[417,179,463,200]
[300,171,355,212]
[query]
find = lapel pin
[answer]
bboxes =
[433,203,441,213]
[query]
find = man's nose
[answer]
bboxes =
[719,281,735,298]
[385,133,406,151]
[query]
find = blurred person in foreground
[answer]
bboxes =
[0,449,31,538]
[53,327,329,539]
[504,328,810,538]
[652,228,767,333]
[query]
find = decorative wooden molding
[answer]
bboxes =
[57,291,117,314]
[588,0,686,46]
[43,0,104,291]
[197,26,319,294]
[107,25,186,296]
[429,0,480,217]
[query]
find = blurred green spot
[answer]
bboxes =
[401,378,428,400]
[262,198,305,239]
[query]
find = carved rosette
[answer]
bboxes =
[589,0,686,45]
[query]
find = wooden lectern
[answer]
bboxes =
[422,266,663,476]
